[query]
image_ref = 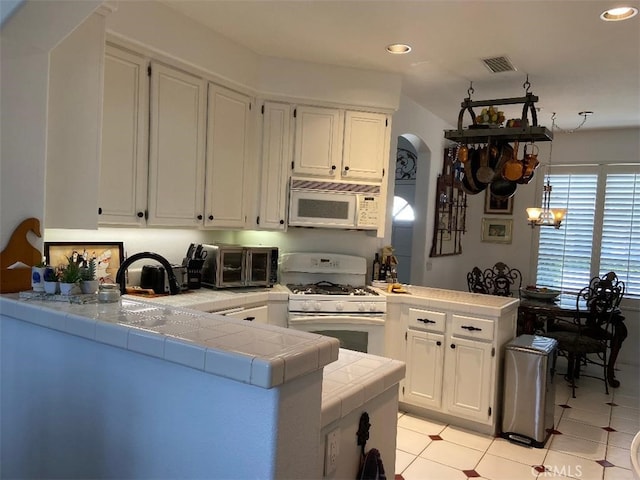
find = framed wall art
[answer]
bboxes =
[481,218,513,244]
[484,190,513,215]
[44,242,124,283]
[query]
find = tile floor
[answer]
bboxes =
[395,360,639,480]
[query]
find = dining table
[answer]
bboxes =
[518,292,628,388]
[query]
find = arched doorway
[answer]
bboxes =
[391,134,431,285]
[392,137,417,283]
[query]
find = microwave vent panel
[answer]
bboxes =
[290,179,380,194]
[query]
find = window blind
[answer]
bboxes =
[536,172,598,293]
[600,172,640,297]
[535,166,640,298]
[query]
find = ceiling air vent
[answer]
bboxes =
[482,56,517,73]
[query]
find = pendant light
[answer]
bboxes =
[526,112,592,229]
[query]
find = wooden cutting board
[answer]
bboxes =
[0,218,42,293]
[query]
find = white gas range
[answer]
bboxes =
[280,253,386,355]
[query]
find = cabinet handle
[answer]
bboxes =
[331,165,337,171]
[344,166,350,172]
[417,318,436,324]
[209,215,214,221]
[137,211,144,218]
[461,325,482,332]
[450,344,456,349]
[196,214,203,220]
[279,219,285,225]
[98,207,102,215]
[243,316,255,322]
[436,341,442,346]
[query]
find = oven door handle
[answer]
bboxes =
[287,314,385,326]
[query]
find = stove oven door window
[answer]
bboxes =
[287,314,385,356]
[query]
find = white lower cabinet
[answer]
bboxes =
[395,301,514,435]
[443,336,493,423]
[404,329,444,410]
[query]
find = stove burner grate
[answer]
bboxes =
[287,281,378,296]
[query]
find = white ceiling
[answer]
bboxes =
[160,0,640,131]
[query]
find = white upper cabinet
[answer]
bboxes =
[342,111,388,180]
[292,106,388,182]
[258,101,292,230]
[99,45,149,226]
[46,12,106,229]
[204,83,252,229]
[147,62,206,227]
[293,105,343,178]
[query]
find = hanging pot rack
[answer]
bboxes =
[444,80,553,144]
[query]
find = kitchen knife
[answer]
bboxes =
[186,243,196,259]
[194,244,203,259]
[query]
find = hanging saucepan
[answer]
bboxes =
[518,143,540,184]
[457,144,469,164]
[469,146,489,192]
[502,140,524,182]
[476,141,496,184]
[461,147,486,194]
[464,148,487,195]
[461,147,480,194]
[492,142,514,177]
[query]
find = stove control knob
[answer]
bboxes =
[336,302,344,312]
[358,302,366,312]
[301,301,310,311]
[313,302,322,311]
[368,303,377,312]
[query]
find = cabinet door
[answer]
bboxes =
[444,336,493,424]
[293,105,343,177]
[404,329,444,410]
[258,102,292,230]
[99,45,148,226]
[342,111,388,180]
[147,63,206,227]
[204,83,251,229]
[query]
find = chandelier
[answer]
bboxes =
[526,112,591,229]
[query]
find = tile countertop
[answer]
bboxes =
[374,285,520,316]
[321,349,404,428]
[0,293,339,390]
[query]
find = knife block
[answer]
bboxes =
[186,259,205,289]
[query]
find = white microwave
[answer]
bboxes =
[288,179,380,230]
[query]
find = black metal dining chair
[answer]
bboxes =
[466,262,522,297]
[546,272,625,398]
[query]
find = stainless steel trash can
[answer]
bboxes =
[501,334,557,448]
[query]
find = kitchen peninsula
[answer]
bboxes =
[0,292,405,479]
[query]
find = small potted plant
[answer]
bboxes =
[80,258,99,294]
[43,267,59,294]
[59,258,81,295]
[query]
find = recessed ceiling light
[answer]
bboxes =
[600,7,638,21]
[386,43,412,54]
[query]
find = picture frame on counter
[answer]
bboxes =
[484,190,513,215]
[44,242,124,283]
[481,218,513,244]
